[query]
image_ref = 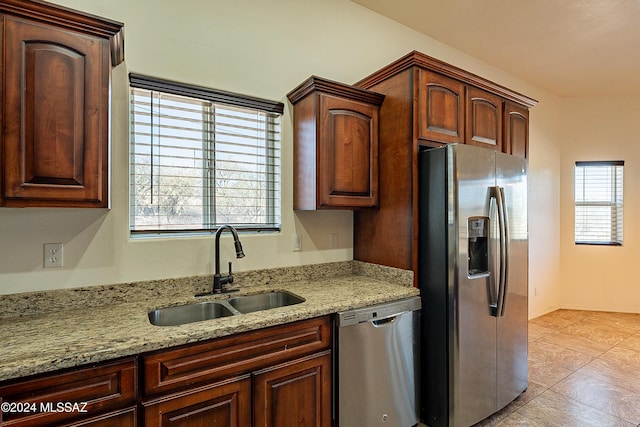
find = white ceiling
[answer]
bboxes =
[353,0,640,97]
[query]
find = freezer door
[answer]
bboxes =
[495,152,529,408]
[450,144,498,427]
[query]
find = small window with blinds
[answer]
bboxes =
[574,161,624,245]
[129,74,283,235]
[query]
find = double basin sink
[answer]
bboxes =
[148,291,305,327]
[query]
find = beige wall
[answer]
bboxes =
[559,96,640,313]
[528,95,564,318]
[0,0,563,318]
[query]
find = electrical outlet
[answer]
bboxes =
[44,243,63,268]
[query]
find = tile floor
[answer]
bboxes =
[474,309,640,426]
[419,309,640,427]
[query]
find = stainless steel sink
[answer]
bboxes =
[228,291,305,314]
[148,301,235,326]
[148,291,305,326]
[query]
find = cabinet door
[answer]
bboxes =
[254,351,331,427]
[503,102,529,158]
[63,407,137,427]
[0,358,136,427]
[417,69,465,145]
[2,16,109,207]
[465,86,503,151]
[143,375,251,427]
[143,316,331,397]
[317,94,378,208]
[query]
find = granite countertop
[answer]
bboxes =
[0,261,418,382]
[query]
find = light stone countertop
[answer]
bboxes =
[0,261,418,382]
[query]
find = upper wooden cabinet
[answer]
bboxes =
[418,69,505,153]
[354,51,537,274]
[287,76,384,210]
[504,102,530,158]
[418,69,464,145]
[465,86,503,151]
[0,0,124,207]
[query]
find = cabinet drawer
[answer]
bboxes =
[143,316,331,397]
[0,358,137,427]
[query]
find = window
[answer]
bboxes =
[129,74,283,235]
[574,161,624,245]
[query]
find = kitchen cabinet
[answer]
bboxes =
[254,351,331,427]
[142,316,332,426]
[0,358,136,427]
[287,76,385,210]
[418,69,505,153]
[465,86,503,151]
[143,375,251,427]
[62,408,137,427]
[0,0,124,207]
[417,69,465,145]
[354,51,536,274]
[504,101,530,158]
[0,317,332,426]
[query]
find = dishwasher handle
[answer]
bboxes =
[371,316,397,327]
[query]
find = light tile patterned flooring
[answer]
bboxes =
[472,309,640,426]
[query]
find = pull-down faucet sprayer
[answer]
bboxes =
[198,225,245,296]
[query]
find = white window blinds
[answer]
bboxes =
[129,74,283,234]
[574,161,624,245]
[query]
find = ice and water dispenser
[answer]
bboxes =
[468,217,489,276]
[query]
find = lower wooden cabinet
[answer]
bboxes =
[254,351,331,427]
[142,317,332,427]
[63,407,138,427]
[0,358,136,427]
[0,317,332,427]
[143,375,251,427]
[143,350,332,427]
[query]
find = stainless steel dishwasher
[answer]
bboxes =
[335,296,421,427]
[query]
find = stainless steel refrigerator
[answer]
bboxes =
[418,144,528,427]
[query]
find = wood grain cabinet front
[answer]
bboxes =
[0,358,137,427]
[143,376,251,427]
[287,76,384,210]
[142,316,332,427]
[465,86,503,152]
[62,407,138,427]
[0,0,124,207]
[417,69,465,145]
[503,101,530,158]
[354,51,537,275]
[253,351,331,427]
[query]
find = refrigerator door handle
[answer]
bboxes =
[488,187,501,317]
[498,186,510,317]
[491,186,507,318]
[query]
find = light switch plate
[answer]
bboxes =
[330,233,339,249]
[44,243,63,268]
[291,235,301,252]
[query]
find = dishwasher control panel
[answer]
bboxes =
[336,296,421,327]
